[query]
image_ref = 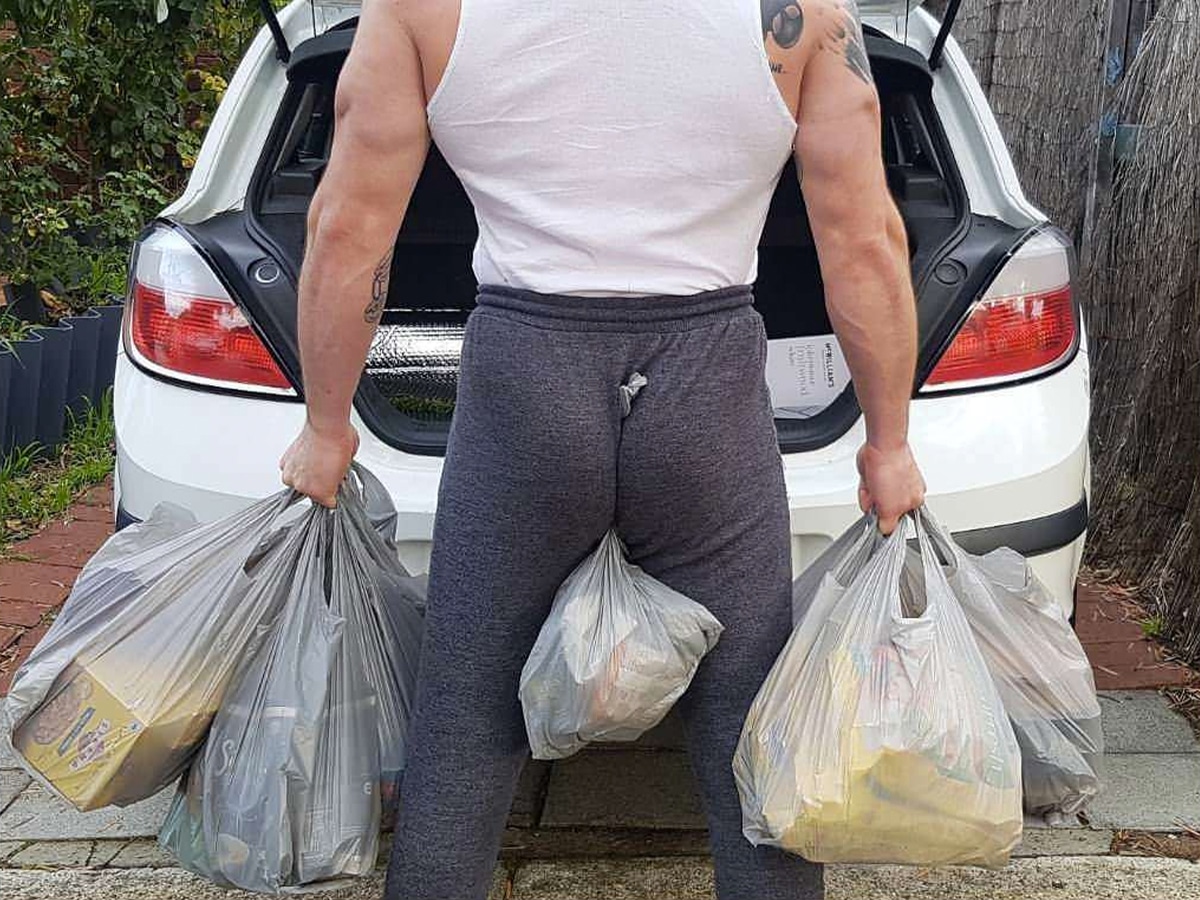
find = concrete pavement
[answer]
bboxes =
[2,691,1199,899]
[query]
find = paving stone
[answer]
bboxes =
[0,626,19,652]
[8,840,95,868]
[0,866,508,899]
[0,781,175,841]
[0,707,21,768]
[0,562,78,596]
[541,751,705,830]
[1089,641,1196,690]
[572,715,687,753]
[1075,601,1146,644]
[87,841,126,867]
[1012,824,1112,857]
[0,602,46,629]
[78,483,114,509]
[511,856,1200,900]
[1099,690,1200,754]
[2,858,1199,900]
[500,826,710,858]
[105,841,177,869]
[634,713,686,750]
[65,505,116,525]
[15,522,115,568]
[1,769,31,813]
[0,577,71,607]
[510,760,551,827]
[514,857,714,900]
[2,628,48,695]
[829,857,1200,900]
[1086,753,1200,831]
[0,840,25,863]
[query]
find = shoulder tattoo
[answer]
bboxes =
[821,0,872,85]
[763,1,805,49]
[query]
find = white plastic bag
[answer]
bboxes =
[918,508,1103,817]
[519,530,724,760]
[736,513,1023,868]
[159,467,424,893]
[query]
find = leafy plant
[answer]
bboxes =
[0,1,269,311]
[0,390,116,547]
[0,313,36,348]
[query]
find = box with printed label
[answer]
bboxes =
[12,658,215,810]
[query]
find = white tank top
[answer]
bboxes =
[426,0,798,297]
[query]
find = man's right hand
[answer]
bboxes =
[856,441,926,535]
[280,420,360,509]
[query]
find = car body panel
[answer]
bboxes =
[115,346,1090,610]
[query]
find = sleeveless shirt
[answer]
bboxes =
[426,0,798,297]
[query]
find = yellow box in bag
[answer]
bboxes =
[13,659,216,810]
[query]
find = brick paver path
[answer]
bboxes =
[1074,573,1197,691]
[0,493,1196,695]
[0,479,114,694]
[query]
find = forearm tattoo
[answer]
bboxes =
[363,249,393,325]
[823,0,872,85]
[763,1,805,49]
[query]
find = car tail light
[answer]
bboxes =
[124,227,294,394]
[922,229,1079,392]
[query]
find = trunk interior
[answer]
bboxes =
[246,25,969,452]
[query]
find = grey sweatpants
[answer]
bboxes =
[385,285,823,900]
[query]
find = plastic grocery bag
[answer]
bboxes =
[4,489,308,811]
[157,506,344,891]
[736,512,1023,868]
[159,467,423,893]
[917,509,1103,817]
[519,529,724,760]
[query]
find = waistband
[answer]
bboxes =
[474,284,755,333]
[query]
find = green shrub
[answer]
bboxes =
[0,1,272,310]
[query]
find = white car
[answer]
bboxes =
[115,0,1089,611]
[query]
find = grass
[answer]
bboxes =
[1141,614,1167,639]
[0,312,36,350]
[0,391,115,548]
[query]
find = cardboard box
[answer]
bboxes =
[12,657,216,811]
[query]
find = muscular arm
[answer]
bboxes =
[283,0,429,504]
[783,0,924,528]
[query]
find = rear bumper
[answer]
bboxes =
[112,492,1087,622]
[114,347,1091,611]
[114,496,1087,572]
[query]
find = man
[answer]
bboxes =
[281,1,926,897]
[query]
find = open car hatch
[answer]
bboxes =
[262,1,958,71]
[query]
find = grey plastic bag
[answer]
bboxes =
[917,508,1103,817]
[158,507,342,891]
[519,529,724,761]
[331,474,424,825]
[160,467,424,893]
[4,489,306,811]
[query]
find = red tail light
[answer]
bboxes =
[129,282,291,390]
[923,229,1079,392]
[926,285,1076,387]
[125,228,293,394]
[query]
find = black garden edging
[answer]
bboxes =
[2,329,44,454]
[1,296,125,457]
[62,308,102,420]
